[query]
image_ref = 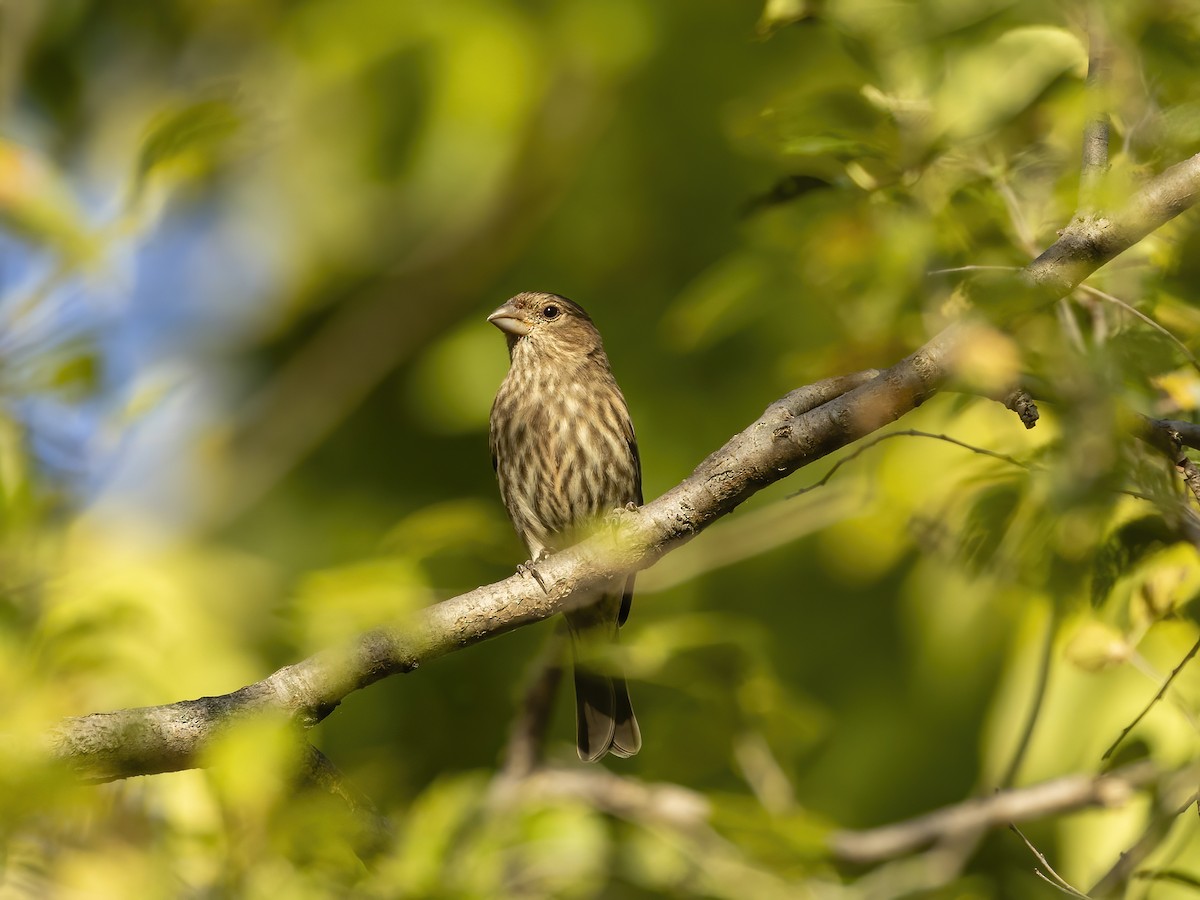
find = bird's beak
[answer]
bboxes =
[487,303,532,337]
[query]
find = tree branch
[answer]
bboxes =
[830,762,1162,865]
[1147,418,1200,454]
[498,628,567,779]
[1025,152,1200,299]
[49,371,880,780]
[46,149,1200,782]
[1078,7,1111,215]
[491,766,711,832]
[298,745,393,859]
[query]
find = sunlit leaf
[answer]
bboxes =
[1111,328,1194,380]
[407,323,508,433]
[781,134,875,158]
[709,793,830,872]
[203,713,304,820]
[948,323,1022,396]
[0,415,30,504]
[935,26,1087,140]
[23,342,102,401]
[1064,619,1130,671]
[132,96,243,200]
[756,0,816,38]
[1091,515,1176,607]
[292,557,428,648]
[381,774,487,896]
[0,141,94,262]
[382,499,507,558]
[663,252,771,350]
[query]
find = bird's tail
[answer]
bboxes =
[573,667,640,762]
[568,613,640,762]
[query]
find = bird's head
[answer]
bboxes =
[487,292,603,359]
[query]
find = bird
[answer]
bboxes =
[487,291,642,762]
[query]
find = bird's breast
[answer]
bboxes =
[491,363,638,552]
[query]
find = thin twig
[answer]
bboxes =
[1057,296,1088,354]
[638,482,856,593]
[995,176,1040,256]
[1011,824,1094,898]
[1035,869,1091,898]
[499,628,567,779]
[299,745,393,859]
[927,265,1023,276]
[1127,651,1200,731]
[788,429,1032,499]
[997,610,1058,789]
[1078,284,1200,375]
[1090,789,1200,897]
[849,832,986,900]
[733,732,796,815]
[1102,636,1200,760]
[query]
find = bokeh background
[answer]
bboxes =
[2,0,1200,896]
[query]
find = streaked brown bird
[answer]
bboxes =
[488,291,642,761]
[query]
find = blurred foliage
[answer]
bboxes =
[2,0,1200,897]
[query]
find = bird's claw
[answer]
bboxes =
[606,502,639,522]
[606,502,640,536]
[517,560,549,594]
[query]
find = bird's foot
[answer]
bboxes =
[606,502,640,536]
[516,551,550,594]
[606,501,640,522]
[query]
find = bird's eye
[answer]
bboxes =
[543,304,560,320]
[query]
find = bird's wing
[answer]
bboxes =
[619,429,642,627]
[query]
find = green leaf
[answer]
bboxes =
[385,774,488,896]
[663,252,771,350]
[1110,328,1194,380]
[1064,619,1130,671]
[407,322,509,433]
[383,499,507,559]
[935,26,1087,140]
[0,141,94,262]
[132,96,242,200]
[780,133,875,159]
[1090,515,1176,607]
[757,0,817,38]
[292,557,429,648]
[25,342,101,401]
[709,793,831,873]
[956,480,1023,573]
